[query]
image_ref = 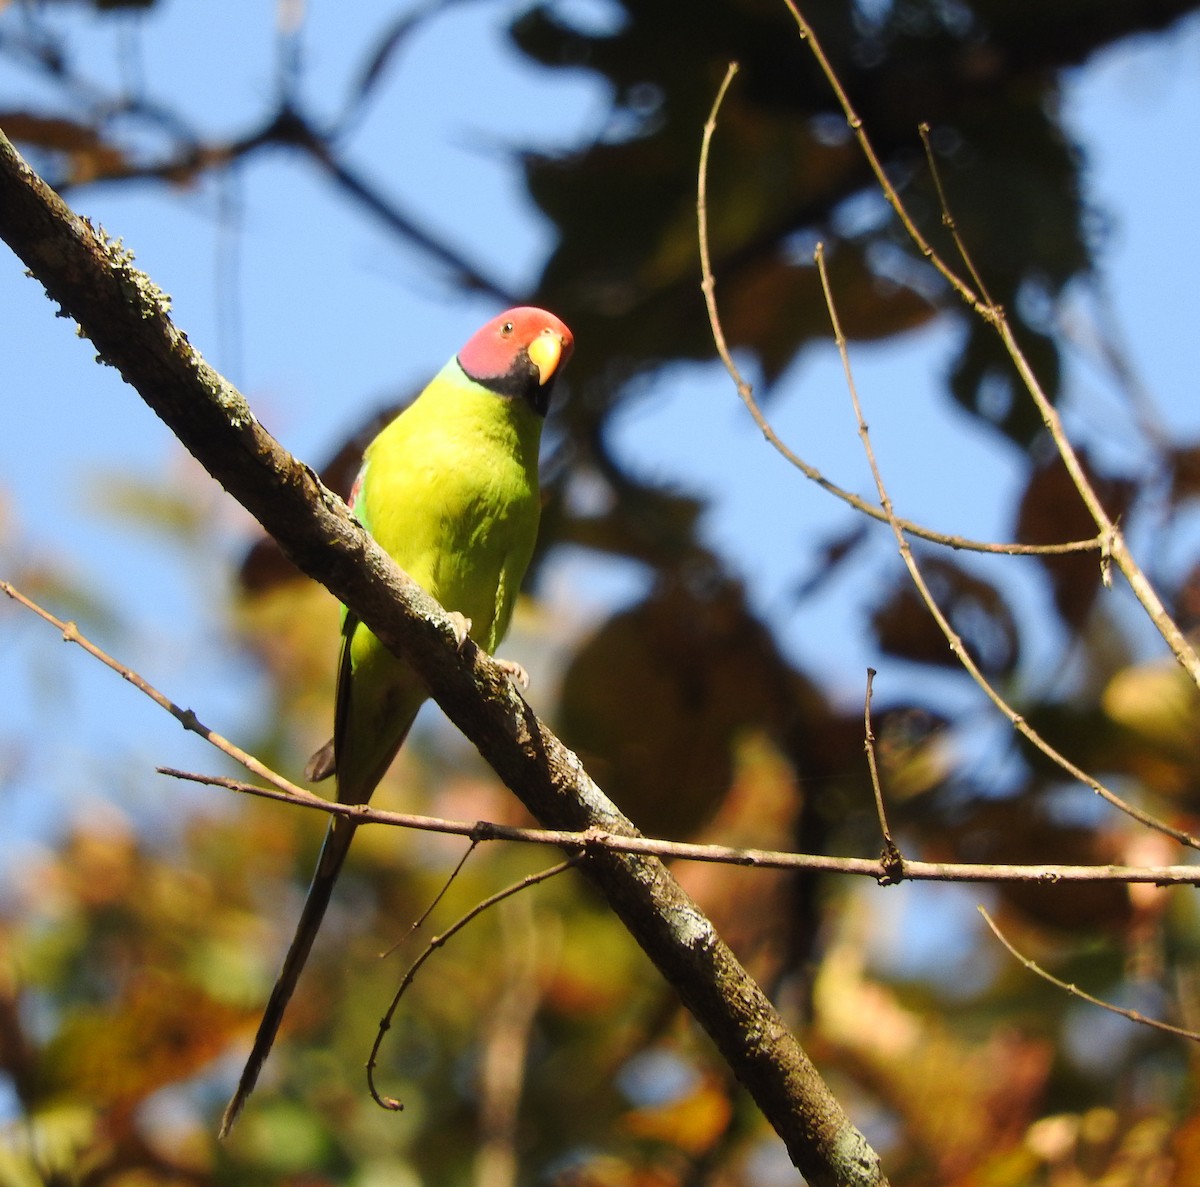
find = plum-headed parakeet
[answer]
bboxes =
[220,307,573,1136]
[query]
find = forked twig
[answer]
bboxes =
[780,0,1200,688]
[811,243,1198,851]
[863,669,902,881]
[917,122,994,309]
[366,859,575,1110]
[696,63,1100,561]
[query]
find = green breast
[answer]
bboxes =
[358,364,544,653]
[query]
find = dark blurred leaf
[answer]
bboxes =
[1015,448,1136,631]
[870,555,1020,677]
[537,460,709,576]
[941,796,1134,933]
[949,313,1061,446]
[557,575,801,838]
[721,239,935,384]
[1173,560,1200,636]
[793,520,870,599]
[1167,441,1200,507]
[0,111,128,184]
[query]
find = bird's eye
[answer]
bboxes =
[501,321,514,336]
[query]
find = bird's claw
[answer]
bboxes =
[494,658,530,689]
[447,613,526,686]
[447,612,472,651]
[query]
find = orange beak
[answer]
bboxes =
[527,328,567,386]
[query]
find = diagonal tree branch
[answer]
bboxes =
[0,126,886,1187]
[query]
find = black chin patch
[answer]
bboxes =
[463,350,555,417]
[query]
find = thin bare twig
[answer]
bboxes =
[695,61,1099,561]
[367,859,574,1111]
[163,768,1200,888]
[1,577,320,806]
[863,668,902,881]
[917,122,994,309]
[980,907,1200,1044]
[781,0,1200,688]
[379,841,479,960]
[811,243,1199,851]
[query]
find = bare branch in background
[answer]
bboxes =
[781,0,1200,687]
[980,907,1200,1044]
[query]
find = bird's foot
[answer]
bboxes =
[494,657,530,689]
[447,612,473,651]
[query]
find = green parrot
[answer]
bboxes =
[220,307,573,1137]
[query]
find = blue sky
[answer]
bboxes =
[1,2,1199,863]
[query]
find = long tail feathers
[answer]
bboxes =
[218,816,358,1139]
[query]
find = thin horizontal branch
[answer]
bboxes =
[9,573,1190,886]
[0,125,884,1187]
[162,767,1200,888]
[7,576,1181,890]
